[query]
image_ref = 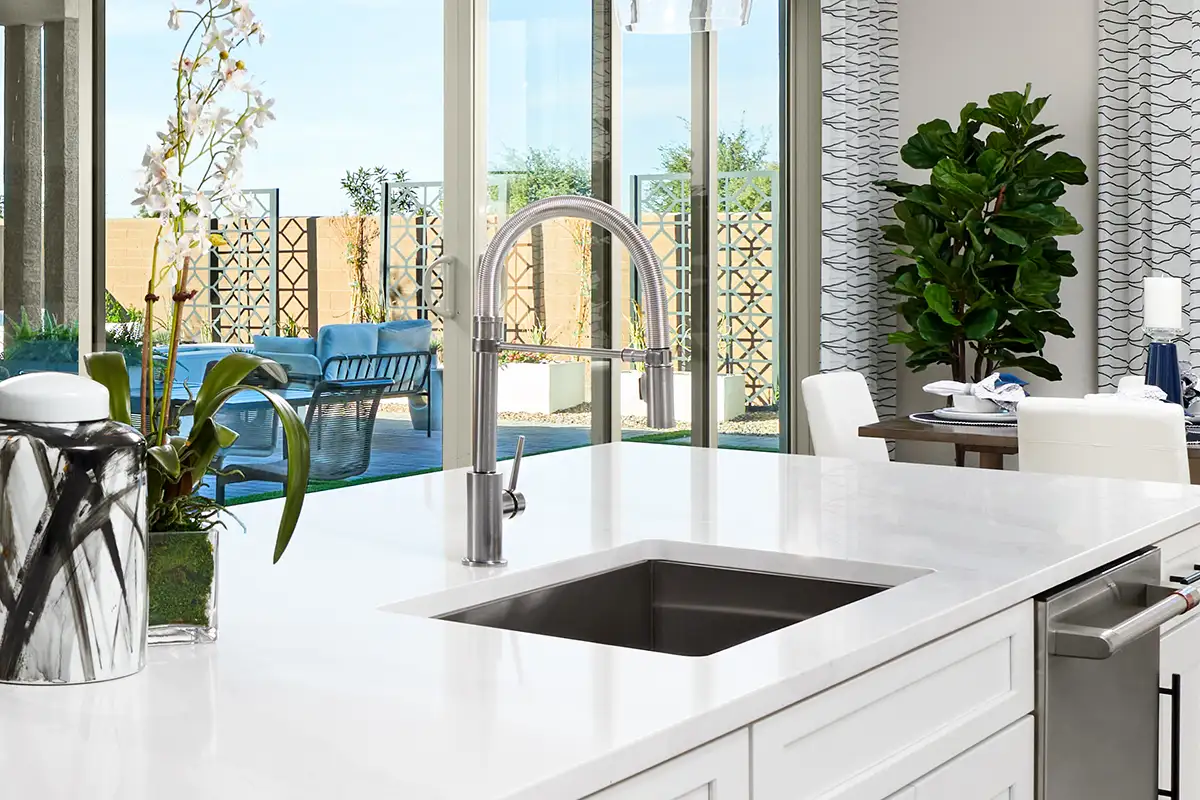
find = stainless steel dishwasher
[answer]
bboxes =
[1036,548,1200,800]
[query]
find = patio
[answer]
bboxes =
[209,405,779,502]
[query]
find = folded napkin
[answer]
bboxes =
[923,372,1029,411]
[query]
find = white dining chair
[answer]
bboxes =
[801,371,890,462]
[1018,396,1189,484]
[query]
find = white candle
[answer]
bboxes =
[1144,276,1183,332]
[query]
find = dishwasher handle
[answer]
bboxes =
[1050,584,1200,659]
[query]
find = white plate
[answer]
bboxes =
[932,407,1016,423]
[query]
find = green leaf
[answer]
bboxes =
[1023,94,1049,123]
[84,351,133,427]
[931,158,988,206]
[985,130,1012,152]
[876,179,917,197]
[882,224,909,246]
[891,270,921,297]
[923,284,960,326]
[972,108,1010,131]
[988,89,1027,121]
[963,307,999,340]
[191,352,288,431]
[214,421,239,448]
[906,347,953,371]
[1007,355,1063,382]
[1014,261,1061,307]
[902,185,956,221]
[1024,133,1064,153]
[917,310,956,345]
[987,222,1028,247]
[1032,310,1075,338]
[899,297,926,329]
[888,331,922,348]
[977,150,1006,183]
[901,119,954,169]
[1023,151,1088,185]
[148,444,181,480]
[186,384,310,562]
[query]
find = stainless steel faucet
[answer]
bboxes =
[466,195,676,566]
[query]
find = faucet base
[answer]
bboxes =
[462,556,509,567]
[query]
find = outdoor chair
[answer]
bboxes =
[214,378,390,503]
[322,352,433,436]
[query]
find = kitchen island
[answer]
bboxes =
[5,443,1200,799]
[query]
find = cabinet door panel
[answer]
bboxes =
[1161,618,1200,799]
[586,730,749,800]
[912,716,1033,800]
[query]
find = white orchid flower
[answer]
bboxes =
[168,4,181,30]
[251,97,275,128]
[191,191,214,217]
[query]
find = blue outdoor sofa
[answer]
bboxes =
[252,319,435,434]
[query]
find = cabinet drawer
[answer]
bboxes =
[751,603,1033,800]
[911,716,1033,799]
[585,729,749,800]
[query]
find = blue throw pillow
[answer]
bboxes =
[318,324,379,361]
[253,335,316,356]
[378,321,432,355]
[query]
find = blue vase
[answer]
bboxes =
[1146,341,1183,404]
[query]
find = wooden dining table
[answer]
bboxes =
[859,416,1200,483]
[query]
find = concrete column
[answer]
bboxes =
[44,19,80,324]
[3,25,44,330]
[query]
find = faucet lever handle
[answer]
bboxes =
[507,435,525,494]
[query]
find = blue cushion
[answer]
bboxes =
[253,335,316,356]
[317,324,380,362]
[378,320,432,355]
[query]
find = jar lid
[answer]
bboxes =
[0,372,111,423]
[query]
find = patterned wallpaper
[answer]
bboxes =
[1097,0,1200,389]
[819,0,901,419]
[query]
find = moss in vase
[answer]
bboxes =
[147,531,215,627]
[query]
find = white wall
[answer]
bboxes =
[895,0,1099,465]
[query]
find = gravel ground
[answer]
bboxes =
[380,399,780,437]
[498,403,780,436]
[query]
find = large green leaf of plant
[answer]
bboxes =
[923,284,960,326]
[917,311,955,345]
[900,119,954,169]
[191,352,288,429]
[931,159,988,206]
[963,307,1000,340]
[191,383,310,563]
[84,351,133,426]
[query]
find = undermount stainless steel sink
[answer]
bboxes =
[438,560,888,657]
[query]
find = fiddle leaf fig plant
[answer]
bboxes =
[880,84,1088,383]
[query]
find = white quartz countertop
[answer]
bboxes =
[6,443,1200,800]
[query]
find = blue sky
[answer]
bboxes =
[93,0,778,216]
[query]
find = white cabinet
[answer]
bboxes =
[752,604,1032,800]
[1160,617,1200,799]
[585,730,749,800]
[908,716,1033,800]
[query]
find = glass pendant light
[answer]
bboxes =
[619,0,753,34]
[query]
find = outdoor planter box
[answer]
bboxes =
[619,370,746,423]
[497,361,587,414]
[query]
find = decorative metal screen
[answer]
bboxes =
[630,171,779,408]
[277,216,313,337]
[379,177,514,334]
[182,188,278,344]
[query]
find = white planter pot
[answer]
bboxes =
[498,362,587,414]
[619,371,746,423]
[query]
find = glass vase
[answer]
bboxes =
[147,527,219,645]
